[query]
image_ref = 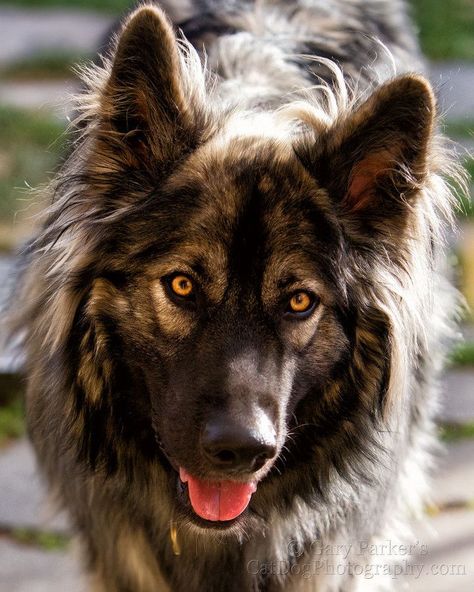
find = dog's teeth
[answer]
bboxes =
[179,467,189,483]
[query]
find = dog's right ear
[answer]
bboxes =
[296,75,435,241]
[98,5,201,165]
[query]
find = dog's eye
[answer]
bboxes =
[169,274,194,298]
[286,291,319,318]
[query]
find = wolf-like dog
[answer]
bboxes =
[9,1,461,590]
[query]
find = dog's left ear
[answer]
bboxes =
[303,75,435,235]
[98,5,201,165]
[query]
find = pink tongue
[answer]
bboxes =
[179,468,256,521]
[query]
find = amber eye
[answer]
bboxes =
[287,291,317,316]
[170,274,194,298]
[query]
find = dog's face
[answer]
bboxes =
[90,134,352,526]
[122,139,351,518]
[80,7,435,528]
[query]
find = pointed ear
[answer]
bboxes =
[304,75,436,235]
[99,5,199,165]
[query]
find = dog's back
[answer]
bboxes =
[165,0,423,87]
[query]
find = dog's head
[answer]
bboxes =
[57,6,438,530]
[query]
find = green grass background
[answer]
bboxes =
[0,106,65,220]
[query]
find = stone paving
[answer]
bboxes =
[0,255,20,373]
[430,62,474,121]
[440,370,474,424]
[0,7,111,65]
[0,5,473,592]
[0,540,84,592]
[406,509,474,592]
[0,439,68,533]
[0,79,80,118]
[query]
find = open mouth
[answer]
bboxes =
[179,467,257,522]
[156,433,265,526]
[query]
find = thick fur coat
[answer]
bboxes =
[7,1,461,590]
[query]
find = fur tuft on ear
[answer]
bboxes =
[302,75,436,235]
[99,4,199,164]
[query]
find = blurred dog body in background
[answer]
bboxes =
[10,1,460,590]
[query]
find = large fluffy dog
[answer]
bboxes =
[10,1,460,590]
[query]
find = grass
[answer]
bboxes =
[457,192,474,218]
[464,158,474,181]
[446,119,474,140]
[449,342,474,366]
[0,374,24,447]
[461,158,474,217]
[410,0,474,61]
[440,421,474,442]
[6,527,70,551]
[0,398,25,447]
[0,0,131,13]
[455,158,474,217]
[0,52,90,81]
[445,119,474,217]
[0,105,65,222]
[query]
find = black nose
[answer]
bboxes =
[201,417,277,473]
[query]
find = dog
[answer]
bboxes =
[8,1,461,590]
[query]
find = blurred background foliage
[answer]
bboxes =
[412,0,474,60]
